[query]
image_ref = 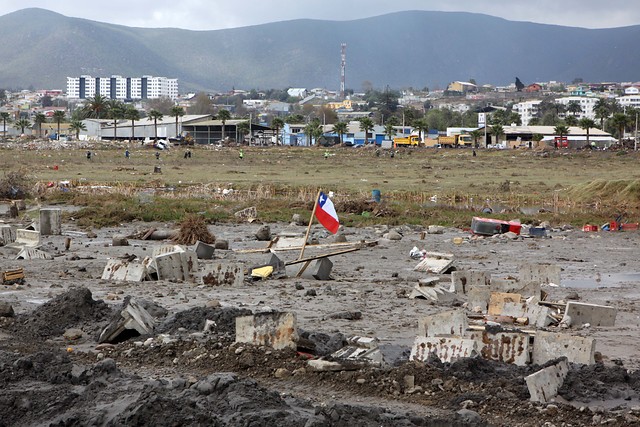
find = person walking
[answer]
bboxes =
[86,150,92,161]
[239,149,244,160]
[125,149,130,159]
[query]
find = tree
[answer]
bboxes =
[107,100,124,140]
[567,101,582,117]
[358,117,375,145]
[237,121,250,144]
[515,77,525,92]
[412,118,429,142]
[83,94,108,118]
[148,110,163,142]
[384,123,397,141]
[188,92,215,115]
[564,116,578,126]
[271,117,285,145]
[69,119,86,139]
[33,113,47,138]
[285,114,304,124]
[52,110,66,140]
[170,106,185,137]
[125,106,141,142]
[217,109,231,142]
[532,133,544,148]
[554,124,570,148]
[578,118,596,148]
[469,129,483,148]
[146,97,174,115]
[14,118,31,135]
[304,119,322,146]
[490,124,504,147]
[1,112,11,139]
[594,98,611,130]
[610,112,630,140]
[332,121,348,146]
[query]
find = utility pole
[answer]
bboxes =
[635,110,638,151]
[340,43,346,100]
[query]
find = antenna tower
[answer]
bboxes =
[340,43,347,99]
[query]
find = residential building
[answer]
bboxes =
[67,75,178,100]
[513,100,542,126]
[616,95,640,110]
[524,84,542,93]
[447,81,477,93]
[554,96,598,120]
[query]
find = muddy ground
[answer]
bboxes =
[1,211,640,426]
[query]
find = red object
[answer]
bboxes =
[621,223,639,231]
[609,221,620,231]
[314,192,340,234]
[53,165,59,170]
[582,225,598,232]
[471,217,521,236]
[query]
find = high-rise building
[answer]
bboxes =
[66,75,178,100]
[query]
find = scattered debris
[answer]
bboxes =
[413,252,454,274]
[98,297,156,344]
[234,206,257,222]
[2,268,24,285]
[525,358,570,403]
[235,311,298,350]
[173,214,215,245]
[471,217,522,236]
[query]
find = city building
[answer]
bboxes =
[66,75,178,100]
[513,100,543,126]
[554,96,598,120]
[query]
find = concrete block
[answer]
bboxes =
[450,270,490,294]
[410,336,478,363]
[331,337,384,367]
[102,259,147,281]
[467,330,530,366]
[564,302,617,327]
[418,310,468,337]
[235,311,298,350]
[467,287,491,312]
[488,292,522,315]
[265,252,286,276]
[307,359,347,372]
[414,252,454,274]
[0,225,16,245]
[11,229,41,248]
[16,247,53,260]
[409,283,456,302]
[525,358,570,403]
[532,331,595,365]
[234,206,257,222]
[519,263,561,285]
[98,298,156,343]
[154,251,197,282]
[490,277,541,297]
[152,244,184,258]
[272,237,306,251]
[301,257,333,280]
[201,262,244,286]
[39,208,62,235]
[194,240,215,259]
[502,299,553,327]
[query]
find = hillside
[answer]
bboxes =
[1,8,639,92]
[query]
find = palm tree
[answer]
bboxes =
[594,98,610,130]
[271,117,285,145]
[170,106,185,137]
[1,112,11,140]
[384,123,397,141]
[554,124,570,148]
[148,110,164,143]
[69,119,87,140]
[304,119,322,146]
[84,94,109,119]
[52,110,66,140]
[564,116,578,126]
[236,121,250,144]
[331,121,348,146]
[358,117,374,145]
[107,100,124,140]
[610,112,630,141]
[33,113,47,138]
[469,129,483,148]
[412,118,429,143]
[217,109,231,142]
[490,124,504,147]
[578,118,596,148]
[124,105,140,142]
[14,118,32,135]
[567,101,582,117]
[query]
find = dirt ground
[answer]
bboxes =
[2,208,640,426]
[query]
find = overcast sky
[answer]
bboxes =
[1,0,638,30]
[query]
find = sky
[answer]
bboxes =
[1,0,639,30]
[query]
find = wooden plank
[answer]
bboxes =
[235,240,377,254]
[285,247,361,266]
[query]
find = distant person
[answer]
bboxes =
[155,151,160,160]
[184,150,189,159]
[239,149,244,160]
[472,149,477,157]
[125,149,130,159]
[390,150,395,158]
[324,150,329,160]
[528,141,532,149]
[86,150,92,160]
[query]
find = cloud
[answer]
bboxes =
[1,0,639,30]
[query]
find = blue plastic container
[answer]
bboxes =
[372,189,381,203]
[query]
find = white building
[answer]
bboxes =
[554,96,598,120]
[513,100,542,126]
[67,75,178,100]
[616,95,640,110]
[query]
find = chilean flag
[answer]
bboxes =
[314,192,340,234]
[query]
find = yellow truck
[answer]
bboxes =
[393,135,422,147]
[438,134,474,147]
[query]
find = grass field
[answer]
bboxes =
[2,143,639,228]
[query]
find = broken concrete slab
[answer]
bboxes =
[532,331,595,365]
[16,247,53,260]
[234,206,257,222]
[201,262,244,286]
[410,336,478,363]
[490,277,541,298]
[501,298,553,328]
[467,330,530,366]
[519,263,561,286]
[264,252,286,277]
[39,208,62,236]
[8,229,41,249]
[272,237,307,251]
[467,287,491,313]
[488,292,522,316]
[194,240,215,259]
[563,301,617,327]
[101,259,148,282]
[0,225,15,245]
[409,283,457,302]
[418,310,468,337]
[330,336,384,367]
[98,298,156,343]
[427,225,445,234]
[307,359,348,372]
[301,257,333,280]
[525,358,570,403]
[152,244,185,258]
[414,252,454,274]
[154,250,198,282]
[450,270,490,295]
[235,311,298,350]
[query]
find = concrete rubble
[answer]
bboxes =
[525,358,570,403]
[98,298,156,344]
[413,252,454,274]
[235,311,298,350]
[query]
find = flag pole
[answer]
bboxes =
[298,189,321,260]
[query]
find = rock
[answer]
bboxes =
[356,378,366,384]
[540,221,551,229]
[566,292,580,301]
[333,234,347,243]
[0,302,14,317]
[456,409,482,424]
[326,311,362,320]
[428,225,445,234]
[503,231,519,239]
[295,283,304,290]
[214,239,229,250]
[195,380,214,395]
[305,289,317,297]
[112,236,129,246]
[545,404,559,416]
[206,299,221,308]
[63,328,83,341]
[385,230,403,240]
[234,347,245,355]
[274,368,291,378]
[291,214,303,225]
[255,225,272,241]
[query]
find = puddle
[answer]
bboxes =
[563,272,640,289]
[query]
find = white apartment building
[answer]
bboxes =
[616,95,640,110]
[554,96,598,120]
[513,100,542,126]
[66,75,178,100]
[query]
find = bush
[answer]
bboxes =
[0,170,32,199]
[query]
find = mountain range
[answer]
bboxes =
[1,8,639,93]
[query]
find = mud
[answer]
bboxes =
[2,217,640,425]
